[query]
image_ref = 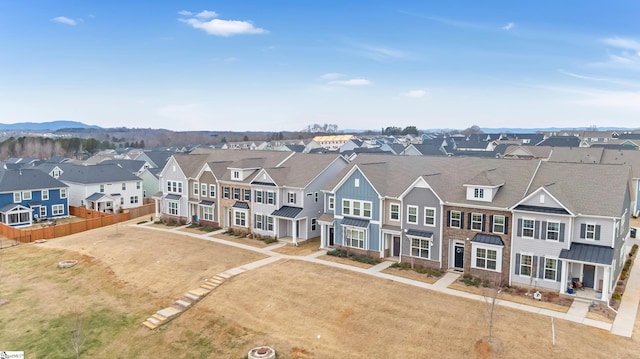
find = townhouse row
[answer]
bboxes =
[154,149,631,304]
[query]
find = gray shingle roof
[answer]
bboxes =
[406,229,434,238]
[57,164,140,184]
[559,243,613,265]
[261,153,345,188]
[342,217,369,228]
[233,201,249,209]
[0,169,68,192]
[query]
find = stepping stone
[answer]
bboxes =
[189,287,210,297]
[207,278,224,285]
[146,317,161,325]
[157,307,181,318]
[142,321,157,330]
[217,272,232,279]
[175,299,191,308]
[200,284,215,290]
[184,293,200,301]
[152,313,167,322]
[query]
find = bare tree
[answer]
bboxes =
[482,282,502,342]
[70,310,86,359]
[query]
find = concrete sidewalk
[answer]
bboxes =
[134,223,639,336]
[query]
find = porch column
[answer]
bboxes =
[320,224,326,248]
[560,260,568,294]
[292,219,298,245]
[603,266,611,299]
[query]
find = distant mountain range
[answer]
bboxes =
[0,121,101,131]
[346,127,639,134]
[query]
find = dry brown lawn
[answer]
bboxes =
[2,221,640,358]
[316,254,375,268]
[381,266,441,284]
[272,238,322,256]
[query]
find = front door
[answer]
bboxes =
[583,265,596,288]
[454,243,464,269]
[393,236,401,256]
[329,227,334,246]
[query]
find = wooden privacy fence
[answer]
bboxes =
[0,203,155,243]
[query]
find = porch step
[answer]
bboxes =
[142,321,158,330]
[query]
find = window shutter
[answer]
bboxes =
[580,223,586,238]
[467,213,472,229]
[517,218,522,237]
[538,256,545,279]
[556,261,562,282]
[541,221,547,240]
[447,210,451,227]
[533,256,539,278]
[559,223,565,242]
[595,225,601,240]
[461,212,465,227]
[534,221,540,239]
[481,214,486,232]
[515,253,521,275]
[504,217,509,234]
[489,215,494,232]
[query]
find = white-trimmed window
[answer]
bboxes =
[52,204,64,216]
[390,203,399,221]
[520,254,532,276]
[201,184,207,197]
[522,219,534,238]
[407,205,418,224]
[450,210,461,228]
[546,222,560,241]
[266,191,275,205]
[474,188,484,199]
[168,201,178,215]
[342,199,372,218]
[243,189,251,201]
[473,246,500,271]
[471,213,483,231]
[210,185,216,198]
[411,237,430,259]
[233,188,240,200]
[22,191,32,201]
[266,216,274,231]
[41,190,49,201]
[223,187,230,199]
[130,196,139,204]
[100,184,105,193]
[234,210,247,227]
[288,193,296,204]
[255,214,263,229]
[255,190,263,203]
[122,183,127,190]
[492,215,505,234]
[167,181,182,193]
[203,206,213,221]
[233,171,240,179]
[424,207,436,226]
[328,196,335,211]
[345,227,364,249]
[137,182,141,190]
[544,258,558,280]
[40,207,47,217]
[13,192,21,203]
[60,188,67,199]
[311,218,317,231]
[585,224,596,240]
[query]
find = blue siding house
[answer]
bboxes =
[0,169,69,227]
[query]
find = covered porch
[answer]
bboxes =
[381,224,402,259]
[0,203,31,227]
[318,213,334,248]
[560,242,613,303]
[85,192,117,213]
[271,205,304,245]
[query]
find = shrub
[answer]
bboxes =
[351,253,379,265]
[632,244,639,257]
[612,293,623,300]
[390,262,411,270]
[462,274,480,287]
[263,237,278,244]
[199,226,216,232]
[327,248,348,258]
[187,224,199,228]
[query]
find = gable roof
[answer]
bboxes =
[57,164,140,184]
[260,153,346,188]
[99,159,146,173]
[0,169,67,192]
[537,136,581,147]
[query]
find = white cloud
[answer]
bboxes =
[51,16,77,26]
[329,78,372,86]
[502,22,515,31]
[403,89,429,98]
[320,73,345,80]
[558,69,640,87]
[195,10,218,19]
[603,37,640,51]
[179,16,267,37]
[178,10,192,16]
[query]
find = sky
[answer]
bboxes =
[0,1,639,132]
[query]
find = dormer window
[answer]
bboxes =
[474,188,484,199]
[233,171,240,179]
